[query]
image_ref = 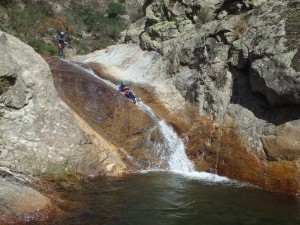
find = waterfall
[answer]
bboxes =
[65,60,231,183]
[137,102,194,172]
[158,120,194,172]
[136,103,194,172]
[69,61,194,171]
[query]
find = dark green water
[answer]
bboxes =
[37,172,300,225]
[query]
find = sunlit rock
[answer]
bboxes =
[0,31,127,176]
[74,0,300,193]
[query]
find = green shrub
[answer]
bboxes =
[93,16,126,39]
[44,44,58,55]
[106,2,126,18]
[28,39,44,52]
[84,13,106,32]
[65,1,102,25]
[91,37,114,50]
[72,39,90,55]
[73,36,115,55]
[1,0,131,55]
[27,38,57,55]
[66,1,127,41]
[24,1,53,18]
[6,1,53,37]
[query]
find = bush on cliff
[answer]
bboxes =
[106,2,126,18]
[1,0,128,55]
[28,38,57,55]
[66,1,127,40]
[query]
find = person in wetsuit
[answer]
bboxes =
[118,80,137,103]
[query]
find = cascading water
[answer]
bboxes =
[66,60,230,182]
[70,61,193,171]
[136,103,194,172]
[159,120,194,172]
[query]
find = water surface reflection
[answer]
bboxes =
[32,172,300,225]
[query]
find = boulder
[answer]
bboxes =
[250,56,300,105]
[0,31,126,176]
[243,1,300,106]
[120,18,147,43]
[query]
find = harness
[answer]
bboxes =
[123,90,130,97]
[120,85,135,99]
[58,43,64,49]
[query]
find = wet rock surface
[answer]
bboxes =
[48,57,175,170]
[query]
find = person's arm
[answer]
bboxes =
[118,86,123,93]
[123,85,130,91]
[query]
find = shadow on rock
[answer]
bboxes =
[230,67,300,126]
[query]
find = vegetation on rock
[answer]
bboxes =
[0,0,142,55]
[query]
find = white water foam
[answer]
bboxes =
[139,169,232,184]
[66,60,119,89]
[66,60,236,184]
[158,120,194,172]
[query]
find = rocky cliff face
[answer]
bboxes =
[0,30,127,222]
[0,31,126,176]
[76,0,300,193]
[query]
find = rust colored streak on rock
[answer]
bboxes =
[46,57,163,170]
[187,117,300,194]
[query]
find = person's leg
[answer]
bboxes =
[124,92,130,99]
[61,48,64,58]
[128,91,136,101]
[58,48,63,57]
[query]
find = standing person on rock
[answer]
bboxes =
[118,80,140,103]
[56,31,68,58]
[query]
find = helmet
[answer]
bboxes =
[61,31,64,35]
[121,80,126,83]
